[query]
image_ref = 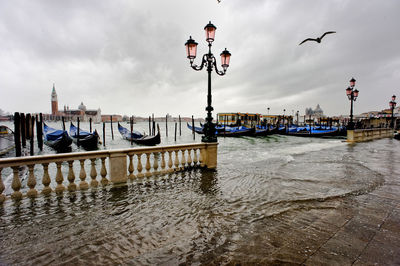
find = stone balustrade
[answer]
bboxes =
[347,128,394,143]
[0,142,218,203]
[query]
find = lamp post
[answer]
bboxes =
[345,77,359,130]
[389,94,397,129]
[296,110,299,125]
[267,107,270,115]
[185,22,231,142]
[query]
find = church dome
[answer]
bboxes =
[78,102,87,111]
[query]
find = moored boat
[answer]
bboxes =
[118,123,161,146]
[0,125,15,156]
[43,123,72,152]
[187,123,204,134]
[287,126,340,137]
[69,122,99,150]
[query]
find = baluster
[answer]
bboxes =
[161,151,166,174]
[128,154,135,180]
[181,149,186,170]
[27,164,38,198]
[174,150,180,171]
[0,168,6,203]
[200,148,205,167]
[100,157,108,186]
[79,159,89,190]
[90,158,98,187]
[11,166,22,200]
[137,153,144,178]
[187,149,193,168]
[42,163,52,195]
[168,151,174,173]
[67,161,77,192]
[55,162,65,193]
[153,152,159,175]
[193,148,199,166]
[145,153,152,177]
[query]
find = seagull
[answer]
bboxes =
[299,31,336,45]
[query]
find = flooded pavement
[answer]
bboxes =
[0,122,399,265]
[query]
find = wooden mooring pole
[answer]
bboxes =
[14,112,21,157]
[77,117,80,147]
[89,117,92,132]
[38,113,43,151]
[192,115,195,140]
[110,115,114,140]
[30,116,35,156]
[174,122,177,142]
[166,115,168,137]
[152,113,155,136]
[130,116,133,145]
[148,116,151,136]
[103,122,106,147]
[179,115,181,136]
[62,117,65,131]
[26,113,31,140]
[21,113,26,148]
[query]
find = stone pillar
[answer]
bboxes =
[346,130,355,143]
[204,142,218,169]
[109,153,127,184]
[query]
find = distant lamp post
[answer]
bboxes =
[296,110,299,125]
[389,94,397,128]
[345,77,359,130]
[185,21,231,142]
[267,107,270,115]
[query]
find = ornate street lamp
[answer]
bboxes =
[389,94,396,128]
[267,107,270,115]
[345,77,359,130]
[185,21,231,142]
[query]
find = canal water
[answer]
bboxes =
[0,121,399,265]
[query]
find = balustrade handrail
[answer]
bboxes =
[0,143,207,168]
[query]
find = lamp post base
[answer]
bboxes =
[201,122,217,143]
[201,135,218,143]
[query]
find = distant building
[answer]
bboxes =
[51,84,58,116]
[305,104,324,118]
[50,84,102,122]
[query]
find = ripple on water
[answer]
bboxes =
[0,133,398,264]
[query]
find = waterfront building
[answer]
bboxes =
[217,113,261,126]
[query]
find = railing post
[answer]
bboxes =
[27,164,38,198]
[109,153,127,183]
[11,166,22,200]
[204,143,218,169]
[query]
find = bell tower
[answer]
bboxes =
[51,83,58,115]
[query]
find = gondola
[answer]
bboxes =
[287,126,340,137]
[187,123,255,137]
[69,122,99,150]
[394,131,400,140]
[187,123,204,134]
[0,125,15,156]
[43,123,72,152]
[221,126,255,137]
[118,123,161,146]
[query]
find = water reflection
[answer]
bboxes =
[198,169,219,195]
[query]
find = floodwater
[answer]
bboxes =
[0,121,399,265]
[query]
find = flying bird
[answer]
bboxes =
[299,31,336,45]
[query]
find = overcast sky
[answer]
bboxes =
[0,0,399,118]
